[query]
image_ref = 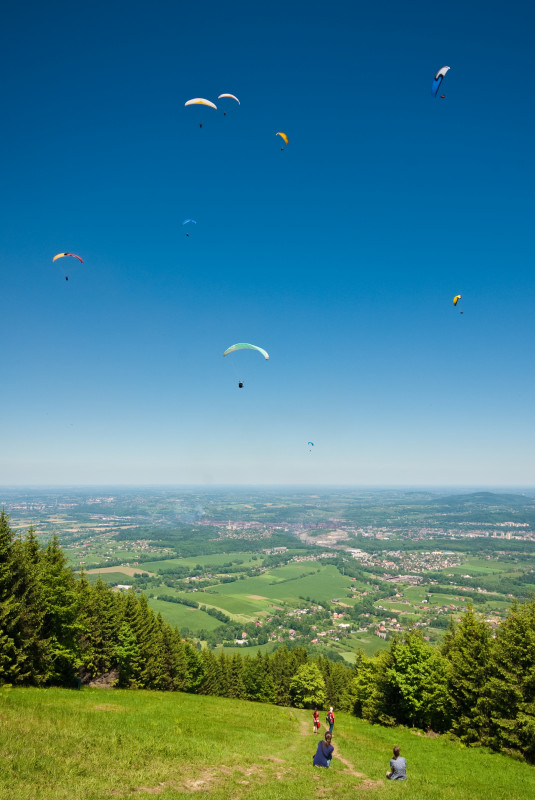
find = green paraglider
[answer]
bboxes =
[222,343,269,360]
[223,343,269,389]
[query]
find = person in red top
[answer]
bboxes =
[327,707,335,735]
[312,707,320,734]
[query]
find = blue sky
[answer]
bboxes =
[1,0,534,485]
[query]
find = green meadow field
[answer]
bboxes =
[147,599,224,631]
[1,686,534,800]
[208,564,353,608]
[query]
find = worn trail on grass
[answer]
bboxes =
[299,717,367,779]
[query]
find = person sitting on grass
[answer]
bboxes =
[386,746,407,781]
[313,731,334,768]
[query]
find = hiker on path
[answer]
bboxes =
[386,746,407,781]
[313,731,334,768]
[313,708,320,734]
[327,707,335,734]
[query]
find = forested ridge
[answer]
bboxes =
[1,511,535,763]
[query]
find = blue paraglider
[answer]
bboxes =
[432,66,450,97]
[182,219,197,237]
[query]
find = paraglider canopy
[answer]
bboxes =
[182,219,197,225]
[53,252,83,264]
[432,66,450,97]
[453,295,462,306]
[185,98,217,110]
[223,343,269,360]
[218,93,240,104]
[276,132,289,146]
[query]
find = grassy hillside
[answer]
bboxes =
[1,687,534,800]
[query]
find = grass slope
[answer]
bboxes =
[1,687,534,800]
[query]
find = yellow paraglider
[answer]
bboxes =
[185,98,217,110]
[53,252,83,281]
[276,132,289,146]
[453,295,462,306]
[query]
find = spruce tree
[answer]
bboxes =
[483,600,535,761]
[442,606,491,742]
[0,511,23,683]
[200,648,222,696]
[39,534,81,684]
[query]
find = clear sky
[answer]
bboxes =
[1,0,534,486]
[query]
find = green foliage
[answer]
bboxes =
[442,607,491,742]
[4,512,535,766]
[483,600,535,762]
[361,630,449,731]
[289,662,326,708]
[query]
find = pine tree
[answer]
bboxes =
[442,606,491,742]
[39,534,81,684]
[269,646,293,706]
[242,652,275,703]
[78,578,122,680]
[352,649,376,719]
[114,622,140,687]
[200,648,222,696]
[483,600,535,761]
[183,641,205,692]
[227,653,246,699]
[0,511,23,683]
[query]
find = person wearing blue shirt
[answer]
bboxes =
[313,732,334,768]
[386,746,407,780]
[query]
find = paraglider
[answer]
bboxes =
[453,295,463,314]
[276,132,289,150]
[218,93,240,104]
[53,252,83,281]
[218,93,240,115]
[185,98,217,127]
[182,219,197,237]
[223,343,269,388]
[432,66,450,97]
[307,441,315,452]
[223,343,269,360]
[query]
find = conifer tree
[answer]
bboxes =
[269,646,293,706]
[217,651,230,697]
[183,641,205,692]
[352,649,376,719]
[16,527,50,684]
[114,622,140,687]
[242,652,275,703]
[200,648,222,696]
[78,578,121,680]
[39,534,81,684]
[483,600,535,762]
[0,511,26,683]
[227,653,246,699]
[442,606,491,742]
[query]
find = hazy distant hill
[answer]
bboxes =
[428,491,535,509]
